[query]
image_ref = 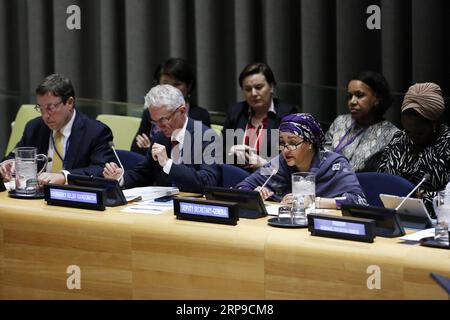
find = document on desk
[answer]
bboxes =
[121,200,174,215]
[122,186,179,202]
[399,228,435,241]
[265,204,334,216]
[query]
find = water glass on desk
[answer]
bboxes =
[291,172,316,222]
[433,191,450,243]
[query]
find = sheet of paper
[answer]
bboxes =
[122,186,179,201]
[399,228,435,241]
[265,204,284,216]
[265,204,335,216]
[121,200,173,215]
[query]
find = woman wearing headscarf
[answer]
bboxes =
[379,82,450,218]
[236,113,367,209]
[323,71,399,172]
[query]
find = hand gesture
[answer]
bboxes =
[0,159,15,181]
[135,133,151,149]
[103,162,123,180]
[151,143,169,167]
[38,172,66,185]
[281,193,293,205]
[254,186,274,201]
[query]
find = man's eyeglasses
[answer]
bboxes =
[35,100,64,114]
[278,141,305,151]
[151,106,181,126]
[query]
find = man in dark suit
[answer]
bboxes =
[103,84,220,193]
[0,74,115,185]
[131,57,211,155]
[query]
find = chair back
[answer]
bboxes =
[116,149,146,171]
[96,114,141,150]
[356,172,415,207]
[6,105,40,156]
[222,164,250,188]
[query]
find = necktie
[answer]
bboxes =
[171,140,180,164]
[52,131,64,172]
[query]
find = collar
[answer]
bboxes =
[53,109,76,138]
[171,115,189,147]
[246,99,277,117]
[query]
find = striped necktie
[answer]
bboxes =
[52,131,64,172]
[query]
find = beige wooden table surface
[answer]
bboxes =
[0,192,448,299]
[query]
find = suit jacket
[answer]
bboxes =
[124,118,221,193]
[3,111,115,177]
[221,98,298,167]
[131,104,211,155]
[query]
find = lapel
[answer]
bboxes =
[37,124,51,155]
[63,112,84,169]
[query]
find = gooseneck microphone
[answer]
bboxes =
[108,142,124,180]
[395,174,430,211]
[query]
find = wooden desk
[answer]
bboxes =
[0,193,449,299]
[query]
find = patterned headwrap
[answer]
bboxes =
[279,113,325,148]
[401,82,445,121]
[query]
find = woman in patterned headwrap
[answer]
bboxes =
[379,82,450,218]
[236,113,367,208]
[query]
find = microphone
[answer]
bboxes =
[108,141,124,180]
[260,168,278,190]
[395,174,430,211]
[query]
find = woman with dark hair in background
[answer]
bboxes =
[222,62,298,171]
[131,57,211,155]
[379,82,450,218]
[323,71,399,172]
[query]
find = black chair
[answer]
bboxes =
[356,172,415,207]
[116,149,146,171]
[221,164,251,188]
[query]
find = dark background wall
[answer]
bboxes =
[1,0,449,155]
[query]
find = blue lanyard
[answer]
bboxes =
[50,132,70,163]
[334,123,367,154]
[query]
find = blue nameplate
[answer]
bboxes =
[307,213,375,243]
[174,197,239,225]
[44,184,106,211]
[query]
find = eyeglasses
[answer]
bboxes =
[35,100,64,114]
[151,106,181,126]
[278,141,305,151]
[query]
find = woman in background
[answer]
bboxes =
[323,71,399,172]
[131,57,211,155]
[379,82,450,218]
[222,62,298,171]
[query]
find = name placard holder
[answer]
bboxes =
[307,213,376,243]
[44,184,106,211]
[174,197,239,225]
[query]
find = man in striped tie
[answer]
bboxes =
[1,74,115,185]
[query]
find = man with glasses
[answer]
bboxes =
[0,73,115,185]
[103,84,220,193]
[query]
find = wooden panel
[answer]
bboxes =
[131,215,267,299]
[0,193,449,299]
[0,198,133,299]
[265,228,450,299]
